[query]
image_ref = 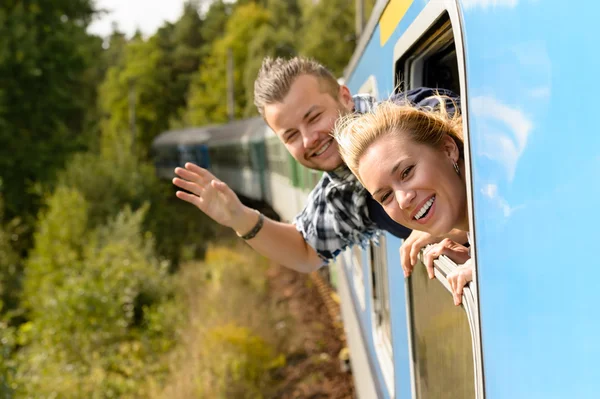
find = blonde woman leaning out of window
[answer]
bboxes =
[334,98,473,306]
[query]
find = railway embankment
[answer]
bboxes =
[154,234,354,398]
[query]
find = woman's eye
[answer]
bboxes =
[379,192,391,204]
[401,165,414,180]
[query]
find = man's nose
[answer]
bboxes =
[302,128,320,148]
[395,189,415,210]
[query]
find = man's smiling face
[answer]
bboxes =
[263,74,354,172]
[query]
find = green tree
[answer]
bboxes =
[17,189,176,397]
[299,0,357,76]
[242,0,302,116]
[186,3,271,125]
[0,0,99,221]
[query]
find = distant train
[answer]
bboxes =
[151,116,323,222]
[153,0,600,398]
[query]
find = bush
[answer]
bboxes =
[153,242,291,399]
[59,137,214,270]
[14,187,178,397]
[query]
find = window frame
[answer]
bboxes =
[391,1,484,398]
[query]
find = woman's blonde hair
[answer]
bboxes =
[333,95,463,185]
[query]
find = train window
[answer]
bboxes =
[408,257,478,399]
[369,236,394,393]
[266,137,289,179]
[394,12,460,95]
[393,3,483,398]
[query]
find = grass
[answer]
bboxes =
[151,238,293,399]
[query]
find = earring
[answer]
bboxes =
[453,162,460,175]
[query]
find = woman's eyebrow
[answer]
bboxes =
[391,160,404,175]
[372,160,404,197]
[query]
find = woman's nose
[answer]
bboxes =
[395,189,415,210]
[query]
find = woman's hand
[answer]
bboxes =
[447,260,474,306]
[400,229,469,278]
[422,238,470,279]
[172,163,245,229]
[400,230,442,277]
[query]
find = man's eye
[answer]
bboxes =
[285,131,298,142]
[402,165,414,180]
[309,113,322,123]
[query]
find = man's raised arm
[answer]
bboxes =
[173,163,324,273]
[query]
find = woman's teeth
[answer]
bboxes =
[415,196,435,220]
[313,140,331,156]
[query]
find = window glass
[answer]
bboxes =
[409,262,475,399]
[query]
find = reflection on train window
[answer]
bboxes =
[350,244,366,310]
[209,144,252,169]
[408,264,475,399]
[265,137,290,179]
[369,236,394,392]
[370,237,392,352]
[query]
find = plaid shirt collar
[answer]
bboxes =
[293,94,379,261]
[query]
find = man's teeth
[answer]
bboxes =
[415,197,435,220]
[314,140,331,156]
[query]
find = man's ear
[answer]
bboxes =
[338,85,354,111]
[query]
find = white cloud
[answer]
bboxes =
[88,0,192,39]
[461,0,518,10]
[471,95,533,181]
[481,183,523,218]
[528,86,551,100]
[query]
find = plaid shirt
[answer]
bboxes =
[294,94,379,261]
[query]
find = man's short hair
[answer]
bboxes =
[254,57,341,116]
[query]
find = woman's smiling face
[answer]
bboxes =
[357,132,468,236]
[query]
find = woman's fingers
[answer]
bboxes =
[423,245,441,280]
[409,240,422,270]
[400,244,412,277]
[400,246,412,277]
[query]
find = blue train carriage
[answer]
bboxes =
[150,126,212,179]
[340,0,600,398]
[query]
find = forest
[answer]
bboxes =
[0,0,375,396]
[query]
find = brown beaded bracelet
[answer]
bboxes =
[237,211,264,240]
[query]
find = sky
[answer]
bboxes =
[87,0,193,39]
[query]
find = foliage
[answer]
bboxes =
[15,189,178,397]
[58,134,212,268]
[152,243,290,399]
[299,0,358,77]
[100,1,208,158]
[0,0,99,220]
[186,2,271,125]
[0,197,25,316]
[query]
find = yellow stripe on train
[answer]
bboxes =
[379,0,415,46]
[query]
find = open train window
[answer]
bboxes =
[392,4,483,399]
[369,236,394,394]
[394,12,460,95]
